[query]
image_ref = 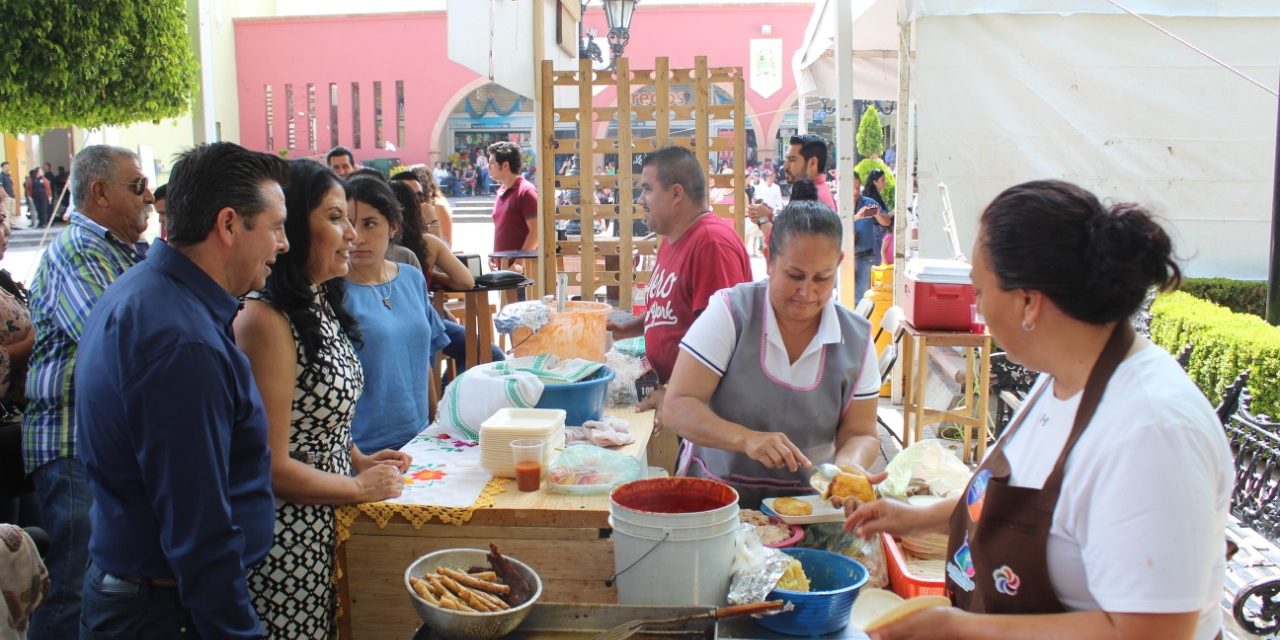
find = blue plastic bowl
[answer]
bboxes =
[757,547,870,636]
[533,367,615,426]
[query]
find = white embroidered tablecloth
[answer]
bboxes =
[388,423,495,507]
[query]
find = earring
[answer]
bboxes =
[1021,319,1035,332]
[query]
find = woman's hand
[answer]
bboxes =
[867,605,967,640]
[841,496,921,539]
[637,387,665,433]
[361,449,412,473]
[351,464,404,503]
[743,431,811,472]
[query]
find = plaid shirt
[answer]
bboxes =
[23,213,143,472]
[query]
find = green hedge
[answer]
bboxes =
[1179,277,1267,317]
[1150,291,1280,416]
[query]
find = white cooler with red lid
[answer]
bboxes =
[903,259,975,331]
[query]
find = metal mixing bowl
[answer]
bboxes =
[404,548,543,640]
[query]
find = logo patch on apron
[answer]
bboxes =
[966,469,991,522]
[993,565,1021,596]
[947,534,977,592]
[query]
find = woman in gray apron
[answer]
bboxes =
[842,181,1231,639]
[664,199,883,508]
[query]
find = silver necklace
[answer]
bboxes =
[354,262,392,309]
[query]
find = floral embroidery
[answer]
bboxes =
[405,464,448,486]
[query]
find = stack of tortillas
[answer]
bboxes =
[900,532,948,559]
[898,495,948,578]
[849,588,951,632]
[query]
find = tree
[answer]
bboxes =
[0,1,198,134]
[856,105,885,159]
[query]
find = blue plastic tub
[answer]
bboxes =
[756,547,870,636]
[534,367,615,426]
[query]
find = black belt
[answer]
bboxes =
[855,250,874,258]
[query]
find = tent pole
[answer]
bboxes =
[1268,68,1280,326]
[835,0,856,307]
[798,92,808,135]
[891,16,911,404]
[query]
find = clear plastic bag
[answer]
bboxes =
[799,521,889,589]
[546,443,644,494]
[605,350,645,407]
[880,438,972,501]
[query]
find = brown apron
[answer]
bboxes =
[945,322,1133,614]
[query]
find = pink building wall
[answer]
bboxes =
[234,5,812,165]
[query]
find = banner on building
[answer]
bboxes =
[750,38,784,99]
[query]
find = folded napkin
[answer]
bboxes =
[490,354,605,384]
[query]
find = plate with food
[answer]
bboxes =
[740,509,804,548]
[759,495,846,525]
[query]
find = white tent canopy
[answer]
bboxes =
[800,0,1280,279]
[792,0,901,100]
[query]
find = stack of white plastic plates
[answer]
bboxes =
[479,408,567,478]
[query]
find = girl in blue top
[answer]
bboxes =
[343,176,449,452]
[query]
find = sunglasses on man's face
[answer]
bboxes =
[106,176,150,196]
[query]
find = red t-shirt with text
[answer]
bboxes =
[492,176,538,252]
[644,215,752,383]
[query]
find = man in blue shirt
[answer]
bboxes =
[76,142,290,638]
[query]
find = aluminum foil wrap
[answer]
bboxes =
[728,523,793,605]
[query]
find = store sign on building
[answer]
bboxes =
[632,89,690,107]
[750,39,783,98]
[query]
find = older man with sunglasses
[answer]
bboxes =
[22,144,152,639]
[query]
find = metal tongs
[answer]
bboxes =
[809,462,846,497]
[589,601,786,640]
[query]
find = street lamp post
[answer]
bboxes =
[602,0,638,69]
[579,1,603,63]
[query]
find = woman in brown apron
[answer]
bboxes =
[843,180,1232,639]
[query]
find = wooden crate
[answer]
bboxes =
[538,56,747,306]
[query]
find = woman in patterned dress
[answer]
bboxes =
[0,209,34,523]
[234,160,411,639]
[0,209,32,408]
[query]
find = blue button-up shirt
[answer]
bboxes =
[76,241,274,639]
[23,212,143,472]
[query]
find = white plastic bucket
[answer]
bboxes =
[608,478,740,606]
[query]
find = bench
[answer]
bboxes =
[1220,371,1280,636]
[989,352,1036,438]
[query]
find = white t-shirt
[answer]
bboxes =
[757,181,784,211]
[998,342,1231,639]
[679,284,881,406]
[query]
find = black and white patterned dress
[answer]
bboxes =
[247,289,364,639]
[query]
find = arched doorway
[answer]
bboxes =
[438,83,537,194]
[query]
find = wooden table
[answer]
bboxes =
[488,250,539,305]
[900,322,992,464]
[336,407,654,640]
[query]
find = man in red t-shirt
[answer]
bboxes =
[608,146,752,429]
[488,141,538,272]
